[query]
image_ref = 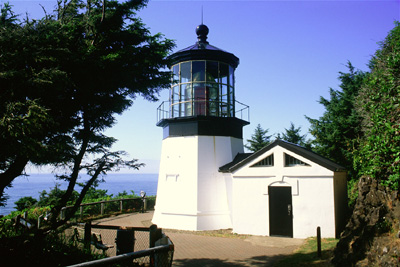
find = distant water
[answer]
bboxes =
[0,173,158,216]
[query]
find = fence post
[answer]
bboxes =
[317,226,322,258]
[149,224,162,267]
[101,202,105,215]
[149,224,162,248]
[16,214,21,226]
[84,222,91,250]
[116,229,135,255]
[38,215,43,229]
[23,211,28,227]
[61,207,66,220]
[120,200,123,212]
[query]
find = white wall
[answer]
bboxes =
[153,135,243,231]
[291,176,335,238]
[232,177,270,235]
[231,145,337,238]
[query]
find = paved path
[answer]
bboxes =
[94,211,305,266]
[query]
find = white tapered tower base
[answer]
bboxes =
[152,135,243,230]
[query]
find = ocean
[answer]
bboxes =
[0,173,158,216]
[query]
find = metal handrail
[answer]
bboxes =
[66,224,174,267]
[66,244,174,267]
[157,99,250,123]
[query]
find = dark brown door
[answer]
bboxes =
[269,186,293,237]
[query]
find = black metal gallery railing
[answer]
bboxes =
[157,99,250,123]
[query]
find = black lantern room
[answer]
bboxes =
[157,24,249,139]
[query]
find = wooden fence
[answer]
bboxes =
[67,224,174,267]
[60,197,150,220]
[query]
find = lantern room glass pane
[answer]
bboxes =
[221,85,228,117]
[229,87,234,116]
[183,84,192,116]
[229,87,234,105]
[229,65,234,87]
[208,83,219,116]
[172,65,179,85]
[167,60,238,119]
[182,84,192,100]
[193,83,206,115]
[221,85,228,99]
[206,61,219,82]
[220,63,229,85]
[181,62,191,83]
[192,61,205,82]
[171,85,179,104]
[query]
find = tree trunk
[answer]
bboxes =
[0,156,28,202]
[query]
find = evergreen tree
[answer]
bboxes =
[245,124,272,152]
[281,122,309,148]
[0,0,175,227]
[355,22,400,190]
[306,62,366,179]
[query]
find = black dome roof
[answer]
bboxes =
[168,24,239,68]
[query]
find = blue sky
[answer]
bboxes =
[4,0,400,173]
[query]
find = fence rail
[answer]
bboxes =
[60,197,151,220]
[67,244,173,267]
[67,224,174,267]
[15,197,154,231]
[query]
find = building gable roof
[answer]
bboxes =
[219,139,346,173]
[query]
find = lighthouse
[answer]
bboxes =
[152,24,249,231]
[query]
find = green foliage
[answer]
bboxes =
[114,190,138,199]
[0,227,106,266]
[0,2,17,26]
[347,179,359,209]
[306,62,367,180]
[14,196,37,211]
[37,184,79,207]
[245,124,272,152]
[82,188,109,202]
[280,122,310,148]
[355,22,400,190]
[0,0,174,227]
[8,184,146,222]
[306,22,400,192]
[1,206,51,227]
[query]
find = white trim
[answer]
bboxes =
[232,175,275,179]
[196,210,231,216]
[264,177,299,195]
[160,210,231,216]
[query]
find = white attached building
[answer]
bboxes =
[152,24,347,239]
[219,139,347,238]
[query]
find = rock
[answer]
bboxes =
[332,176,397,266]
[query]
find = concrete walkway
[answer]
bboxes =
[94,211,305,266]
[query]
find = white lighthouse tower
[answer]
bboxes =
[152,24,249,231]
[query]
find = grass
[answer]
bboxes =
[163,228,250,239]
[276,237,338,266]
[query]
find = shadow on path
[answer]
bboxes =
[173,254,289,267]
[173,251,333,267]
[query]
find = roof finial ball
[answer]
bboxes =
[196,24,209,44]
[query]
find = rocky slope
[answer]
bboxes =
[332,177,400,266]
